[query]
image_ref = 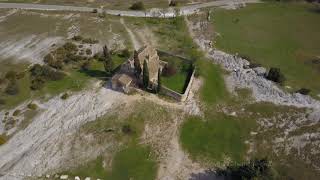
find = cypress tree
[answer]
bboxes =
[103,45,113,74]
[133,50,142,76]
[142,60,149,89]
[157,68,161,93]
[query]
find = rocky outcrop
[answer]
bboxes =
[210,50,320,110]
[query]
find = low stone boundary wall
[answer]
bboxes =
[160,70,195,102]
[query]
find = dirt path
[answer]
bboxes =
[0,1,261,18]
[120,18,141,50]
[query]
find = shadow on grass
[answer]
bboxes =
[79,69,110,80]
[190,170,224,180]
[308,7,320,14]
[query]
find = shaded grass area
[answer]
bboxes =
[181,114,256,163]
[213,2,320,97]
[162,73,188,94]
[159,53,193,94]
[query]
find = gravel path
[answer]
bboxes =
[120,18,141,50]
[0,0,260,18]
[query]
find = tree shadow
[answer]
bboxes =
[308,7,320,14]
[189,170,227,180]
[79,69,110,80]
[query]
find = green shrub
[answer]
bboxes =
[27,103,38,110]
[5,81,19,95]
[61,93,69,100]
[30,64,65,82]
[296,88,311,95]
[13,109,21,116]
[162,64,177,77]
[122,124,133,134]
[169,0,178,6]
[129,1,145,10]
[249,63,262,68]
[86,49,92,55]
[266,67,285,84]
[92,9,98,13]
[30,77,45,90]
[63,42,78,52]
[16,72,25,79]
[82,38,99,44]
[0,135,6,145]
[44,69,65,81]
[72,35,83,41]
[5,71,17,80]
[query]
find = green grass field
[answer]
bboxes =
[180,114,256,163]
[159,54,192,94]
[64,145,157,180]
[213,2,320,97]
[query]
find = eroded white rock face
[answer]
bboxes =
[210,50,320,110]
[0,35,64,64]
[0,87,127,179]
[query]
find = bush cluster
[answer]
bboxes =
[13,109,21,116]
[162,64,177,77]
[296,88,311,95]
[3,71,20,96]
[30,64,65,90]
[129,1,145,10]
[5,81,19,95]
[169,0,178,6]
[266,67,285,85]
[86,48,92,55]
[82,38,99,44]
[44,42,82,69]
[27,103,38,110]
[61,93,69,100]
[72,35,83,41]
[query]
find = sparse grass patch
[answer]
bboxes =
[64,102,165,179]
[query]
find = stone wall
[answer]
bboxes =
[160,70,195,102]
